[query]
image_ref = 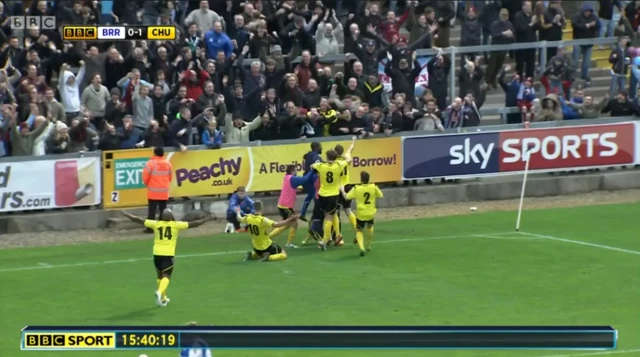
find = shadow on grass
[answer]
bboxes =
[97,307,158,322]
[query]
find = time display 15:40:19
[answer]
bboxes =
[119,332,178,348]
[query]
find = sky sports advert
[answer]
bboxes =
[402,123,637,180]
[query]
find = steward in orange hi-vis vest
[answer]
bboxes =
[143,147,173,232]
[144,148,173,200]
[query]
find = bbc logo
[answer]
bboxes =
[10,16,56,30]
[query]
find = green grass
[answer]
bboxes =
[1,203,640,357]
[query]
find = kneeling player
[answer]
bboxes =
[341,171,383,256]
[235,201,298,262]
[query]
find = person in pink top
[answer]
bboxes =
[270,164,315,248]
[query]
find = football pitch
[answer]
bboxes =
[1,202,639,357]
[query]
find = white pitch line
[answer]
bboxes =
[535,348,640,357]
[0,232,514,273]
[518,232,640,256]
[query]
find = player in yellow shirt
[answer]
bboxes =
[311,149,348,250]
[122,209,214,307]
[341,171,384,256]
[334,137,357,241]
[235,201,298,262]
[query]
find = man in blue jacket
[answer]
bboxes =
[299,142,322,221]
[204,21,233,59]
[226,186,255,232]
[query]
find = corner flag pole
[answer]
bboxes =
[515,148,532,232]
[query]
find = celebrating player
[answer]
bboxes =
[334,137,357,241]
[340,171,383,256]
[121,209,215,306]
[236,201,298,262]
[311,148,348,250]
[273,164,316,248]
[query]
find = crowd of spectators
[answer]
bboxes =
[0,0,634,158]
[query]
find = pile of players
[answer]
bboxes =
[121,136,383,307]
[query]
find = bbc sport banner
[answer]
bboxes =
[0,157,101,212]
[102,138,402,208]
[378,55,431,97]
[402,122,637,179]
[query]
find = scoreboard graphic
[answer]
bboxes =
[20,325,617,350]
[62,26,176,41]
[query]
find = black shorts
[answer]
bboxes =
[254,243,283,256]
[311,199,324,220]
[153,255,175,276]
[356,219,375,230]
[317,195,339,214]
[279,207,295,220]
[338,184,353,209]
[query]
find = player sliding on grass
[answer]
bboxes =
[236,201,298,262]
[121,209,215,307]
[311,147,349,251]
[334,137,357,243]
[340,171,383,256]
[273,164,316,248]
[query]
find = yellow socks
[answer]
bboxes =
[286,227,297,245]
[251,251,259,259]
[268,252,287,261]
[332,214,341,237]
[365,226,374,249]
[156,279,167,299]
[348,211,357,230]
[269,226,287,238]
[355,231,365,251]
[322,220,333,243]
[158,277,170,297]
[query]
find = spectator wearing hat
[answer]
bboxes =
[105,87,126,128]
[485,9,514,89]
[572,4,600,86]
[47,121,71,154]
[223,111,262,143]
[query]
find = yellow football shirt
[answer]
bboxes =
[240,214,275,250]
[336,155,351,186]
[144,220,189,256]
[346,184,384,221]
[311,161,346,197]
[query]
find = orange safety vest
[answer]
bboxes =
[142,156,173,200]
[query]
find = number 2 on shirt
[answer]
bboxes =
[157,227,173,240]
[364,192,371,204]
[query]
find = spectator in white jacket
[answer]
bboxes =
[315,11,343,56]
[81,73,110,130]
[58,61,86,119]
[184,1,225,32]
